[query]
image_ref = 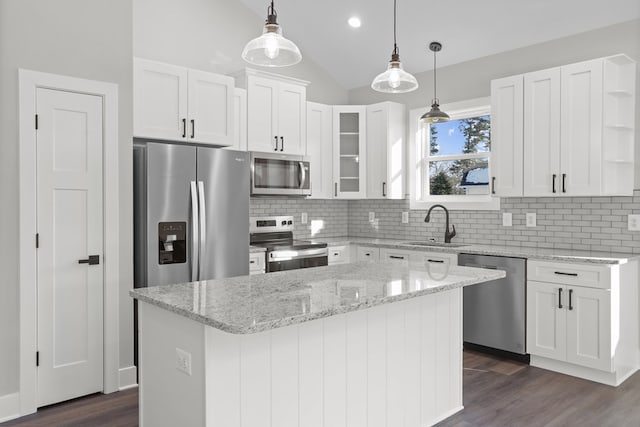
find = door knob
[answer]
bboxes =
[78,255,100,265]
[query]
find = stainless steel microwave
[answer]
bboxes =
[250,152,311,196]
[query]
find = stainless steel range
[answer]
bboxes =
[250,216,328,272]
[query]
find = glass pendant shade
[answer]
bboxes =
[371,58,419,93]
[242,2,302,67]
[420,99,450,123]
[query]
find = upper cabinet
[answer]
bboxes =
[233,69,308,155]
[306,102,333,199]
[134,58,234,145]
[366,102,406,199]
[492,54,636,197]
[226,88,247,151]
[333,106,367,199]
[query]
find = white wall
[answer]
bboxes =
[133,0,348,105]
[0,0,134,396]
[348,19,640,187]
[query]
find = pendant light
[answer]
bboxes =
[242,0,302,67]
[371,0,418,93]
[420,42,450,123]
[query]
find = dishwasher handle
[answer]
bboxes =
[464,263,498,270]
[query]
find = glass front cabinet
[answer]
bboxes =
[332,106,367,198]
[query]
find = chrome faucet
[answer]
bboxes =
[424,204,456,243]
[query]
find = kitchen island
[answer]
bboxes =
[131,261,505,427]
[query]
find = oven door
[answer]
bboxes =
[251,152,311,196]
[267,248,328,272]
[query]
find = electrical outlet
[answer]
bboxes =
[628,214,640,231]
[176,348,192,376]
[369,212,375,222]
[402,211,409,224]
[526,212,537,227]
[502,212,513,227]
[301,212,308,224]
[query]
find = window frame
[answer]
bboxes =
[408,97,500,210]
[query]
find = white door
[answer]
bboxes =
[523,68,561,197]
[333,106,367,199]
[133,58,188,141]
[187,69,234,145]
[247,76,279,152]
[560,60,603,196]
[306,102,333,199]
[228,88,247,151]
[566,286,612,372]
[36,88,104,407]
[366,103,388,199]
[277,81,306,155]
[490,75,523,197]
[526,281,566,361]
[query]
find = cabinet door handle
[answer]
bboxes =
[382,182,387,197]
[334,183,338,197]
[427,259,445,264]
[182,118,187,138]
[78,255,100,265]
[190,119,195,139]
[280,136,284,152]
[568,289,574,311]
[554,271,578,277]
[249,260,256,264]
[365,253,370,257]
[491,177,496,194]
[562,173,567,193]
[274,136,279,151]
[552,174,557,193]
[558,288,563,309]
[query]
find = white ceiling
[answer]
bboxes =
[237,0,640,89]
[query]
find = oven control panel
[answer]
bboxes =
[250,216,294,233]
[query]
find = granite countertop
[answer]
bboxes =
[249,245,266,253]
[130,261,504,334]
[312,237,638,265]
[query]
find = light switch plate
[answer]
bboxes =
[628,214,640,231]
[176,348,192,376]
[502,212,513,227]
[402,211,409,224]
[301,212,308,224]
[369,212,375,222]
[526,212,537,227]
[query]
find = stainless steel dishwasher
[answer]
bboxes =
[458,253,527,359]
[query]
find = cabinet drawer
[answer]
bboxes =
[356,246,380,262]
[409,251,458,267]
[249,252,265,272]
[328,245,350,265]
[379,248,412,264]
[527,260,611,289]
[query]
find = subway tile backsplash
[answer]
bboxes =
[251,192,640,254]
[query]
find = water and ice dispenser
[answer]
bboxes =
[158,222,186,265]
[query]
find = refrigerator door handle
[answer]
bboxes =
[197,181,207,280]
[190,181,199,281]
[298,162,306,189]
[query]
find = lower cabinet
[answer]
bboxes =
[356,246,380,262]
[526,260,638,385]
[249,252,265,275]
[328,245,351,265]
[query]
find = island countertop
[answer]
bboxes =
[130,261,505,334]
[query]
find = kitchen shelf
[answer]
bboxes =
[340,176,359,180]
[340,154,359,158]
[340,132,360,135]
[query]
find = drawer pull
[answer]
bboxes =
[250,260,256,264]
[389,255,405,260]
[427,259,445,264]
[558,288,563,309]
[365,253,370,256]
[333,252,339,256]
[568,289,574,311]
[554,271,578,277]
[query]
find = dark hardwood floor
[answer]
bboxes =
[3,351,640,426]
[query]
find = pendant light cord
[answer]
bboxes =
[433,48,437,101]
[393,0,398,55]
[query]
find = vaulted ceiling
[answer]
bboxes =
[238,0,640,89]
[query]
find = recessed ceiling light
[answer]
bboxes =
[348,17,361,28]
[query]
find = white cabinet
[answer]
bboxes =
[328,245,351,265]
[409,251,458,267]
[227,88,247,151]
[379,248,412,264]
[366,102,406,199]
[333,106,367,199]
[234,70,308,155]
[490,75,524,197]
[356,246,380,262]
[249,252,265,275]
[526,259,638,386]
[516,55,636,197]
[306,102,333,199]
[134,58,233,145]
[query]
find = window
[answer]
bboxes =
[409,97,500,210]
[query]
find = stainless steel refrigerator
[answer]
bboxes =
[133,142,249,288]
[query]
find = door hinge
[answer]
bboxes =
[36,351,39,367]
[35,114,39,130]
[36,233,39,249]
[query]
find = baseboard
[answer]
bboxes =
[427,405,464,426]
[530,355,638,387]
[0,392,21,423]
[119,366,138,391]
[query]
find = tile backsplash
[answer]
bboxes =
[251,192,640,254]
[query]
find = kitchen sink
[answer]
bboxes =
[401,241,469,248]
